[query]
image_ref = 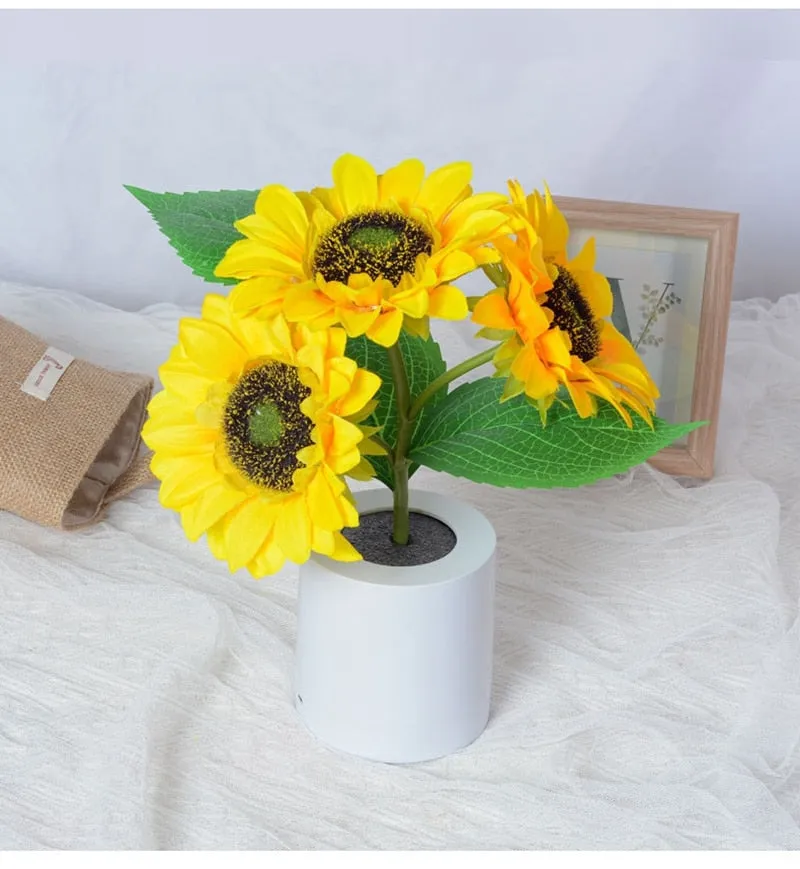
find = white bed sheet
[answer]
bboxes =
[0,281,798,850]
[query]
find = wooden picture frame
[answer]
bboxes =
[554,196,739,479]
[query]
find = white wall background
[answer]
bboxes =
[1,9,800,311]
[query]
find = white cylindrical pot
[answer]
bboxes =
[293,488,496,764]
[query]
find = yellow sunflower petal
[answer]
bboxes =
[345,398,378,425]
[428,284,468,320]
[178,319,247,380]
[337,304,381,337]
[346,272,380,293]
[332,153,378,214]
[329,531,362,562]
[568,362,634,427]
[471,246,502,266]
[157,454,219,509]
[366,309,404,347]
[324,416,365,475]
[473,290,516,331]
[390,286,429,320]
[275,496,312,563]
[539,184,570,257]
[575,270,613,321]
[181,483,251,542]
[325,366,357,407]
[295,442,323,470]
[147,390,200,426]
[378,158,425,209]
[213,238,305,280]
[569,238,613,319]
[437,250,477,283]
[507,179,528,211]
[200,293,239,330]
[310,185,344,221]
[328,415,364,458]
[510,294,552,338]
[446,210,510,247]
[329,450,364,476]
[296,345,328,389]
[598,322,659,386]
[229,277,288,316]
[617,389,655,426]
[195,399,224,430]
[295,190,323,220]
[157,361,214,405]
[223,496,279,573]
[561,378,597,419]
[334,369,380,419]
[417,161,472,223]
[252,184,310,249]
[206,518,229,562]
[234,214,303,261]
[328,353,359,383]
[594,361,657,398]
[283,287,337,326]
[593,387,633,427]
[441,192,509,238]
[307,203,338,254]
[149,447,213,482]
[248,538,288,579]
[537,327,572,368]
[340,489,360,527]
[510,344,560,400]
[142,422,218,455]
[305,466,352,531]
[311,526,337,556]
[567,235,597,273]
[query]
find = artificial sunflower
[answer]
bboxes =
[509,180,615,321]
[473,184,660,426]
[141,295,384,577]
[214,154,513,347]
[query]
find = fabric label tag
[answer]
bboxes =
[21,346,75,401]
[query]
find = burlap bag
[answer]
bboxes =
[0,315,155,529]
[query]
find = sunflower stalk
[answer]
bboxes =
[386,344,413,545]
[408,346,498,420]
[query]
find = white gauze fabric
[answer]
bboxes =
[0,281,798,849]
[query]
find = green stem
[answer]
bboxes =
[408,346,498,421]
[387,343,412,545]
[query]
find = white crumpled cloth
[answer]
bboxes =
[0,281,798,850]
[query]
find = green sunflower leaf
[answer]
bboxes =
[125,186,259,284]
[346,332,447,490]
[409,377,704,488]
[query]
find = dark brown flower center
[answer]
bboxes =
[545,267,601,363]
[312,210,432,286]
[223,362,313,492]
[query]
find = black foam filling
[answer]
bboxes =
[342,510,457,567]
